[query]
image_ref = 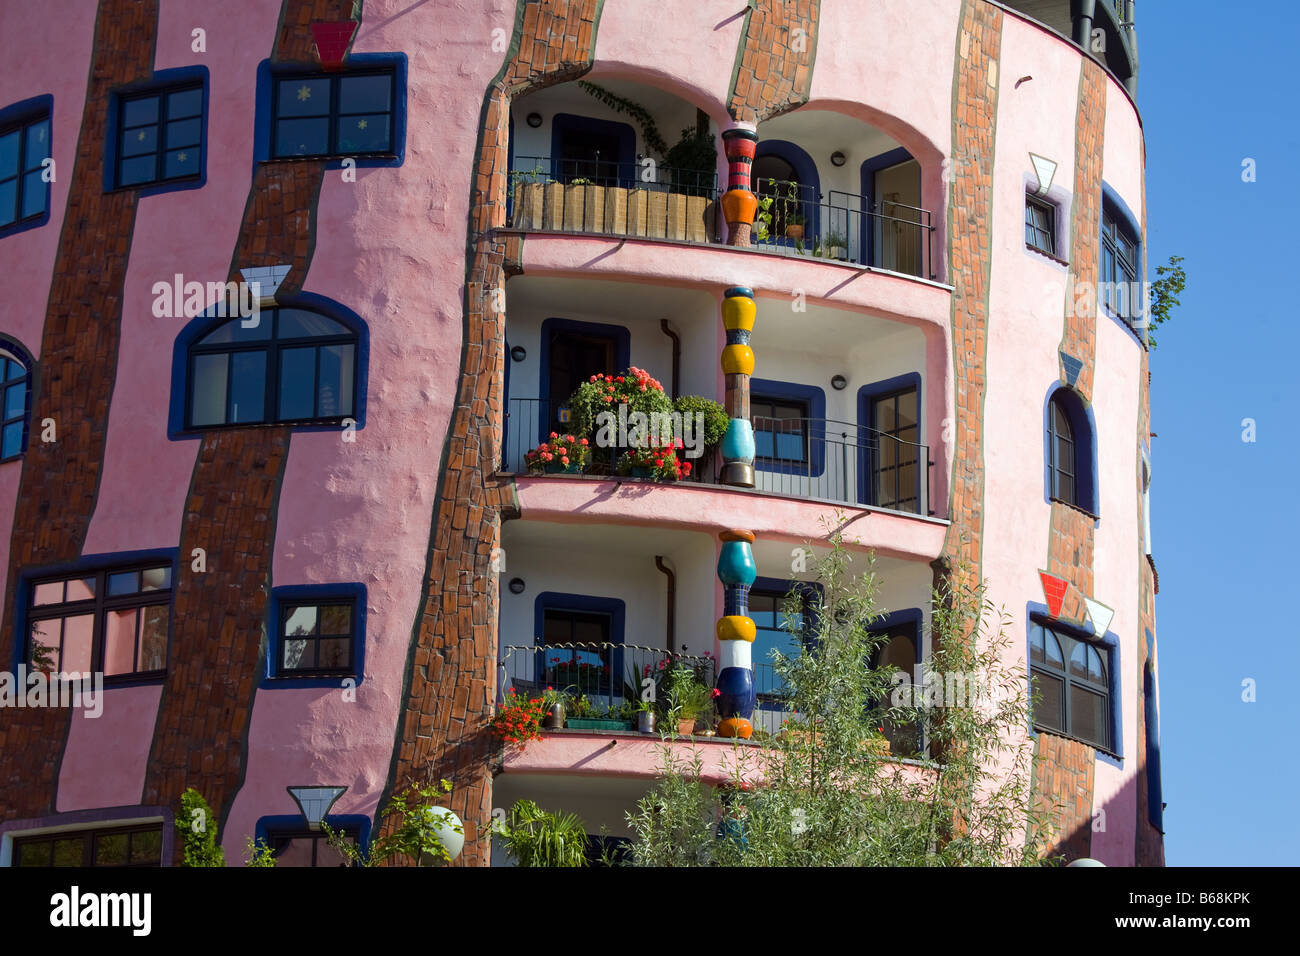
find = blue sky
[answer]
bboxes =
[1139,1,1300,865]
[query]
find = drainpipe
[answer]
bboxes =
[1072,0,1096,50]
[655,556,676,653]
[659,319,680,399]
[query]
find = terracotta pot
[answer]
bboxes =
[784,223,805,240]
[677,717,696,736]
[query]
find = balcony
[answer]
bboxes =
[1000,0,1138,95]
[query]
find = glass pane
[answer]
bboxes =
[21,170,46,218]
[1089,646,1106,682]
[62,614,94,673]
[5,380,25,418]
[2,422,21,458]
[1029,624,1044,661]
[571,617,606,645]
[0,178,16,225]
[66,578,95,601]
[276,310,349,339]
[542,614,570,643]
[339,74,391,113]
[1044,631,1063,665]
[108,570,138,595]
[1070,685,1107,747]
[278,347,317,420]
[138,605,168,672]
[32,581,62,605]
[122,96,159,128]
[167,87,203,119]
[166,118,201,149]
[335,114,390,153]
[285,605,318,637]
[94,832,129,866]
[0,129,17,178]
[875,397,896,432]
[320,604,351,635]
[1069,641,1088,678]
[118,154,156,187]
[104,609,139,675]
[130,829,162,864]
[16,840,51,866]
[120,124,157,158]
[163,148,198,180]
[29,621,59,672]
[753,430,774,459]
[229,350,267,424]
[317,344,354,417]
[140,566,171,591]
[199,319,271,345]
[283,639,312,670]
[24,120,48,168]
[1057,472,1074,504]
[318,638,350,669]
[52,837,84,866]
[896,390,917,427]
[191,352,228,426]
[274,837,316,867]
[315,837,351,867]
[278,78,330,117]
[1031,671,1064,732]
[275,118,329,157]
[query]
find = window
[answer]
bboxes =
[112,83,204,189]
[27,562,172,678]
[752,396,809,464]
[1143,660,1163,830]
[1101,207,1138,318]
[870,386,920,513]
[277,598,357,677]
[540,607,613,696]
[0,111,50,229]
[272,70,396,159]
[186,308,358,429]
[1029,622,1112,751]
[13,824,163,867]
[1047,394,1076,505]
[1,348,31,461]
[264,826,358,867]
[749,585,815,701]
[869,616,923,755]
[1025,195,1056,255]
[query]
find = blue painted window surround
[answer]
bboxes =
[533,592,625,696]
[1027,610,1121,759]
[0,94,52,237]
[265,583,366,689]
[751,378,826,478]
[0,339,33,461]
[255,814,371,866]
[104,67,209,197]
[858,373,923,513]
[1043,384,1099,518]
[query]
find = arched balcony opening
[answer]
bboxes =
[508,78,724,245]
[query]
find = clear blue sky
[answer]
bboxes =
[1139,1,1300,865]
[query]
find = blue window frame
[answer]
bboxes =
[1029,621,1113,752]
[533,592,625,699]
[110,82,204,189]
[868,608,924,755]
[749,577,820,703]
[0,101,51,234]
[859,373,923,514]
[255,814,371,867]
[0,342,32,461]
[266,584,366,687]
[1044,384,1098,517]
[185,307,359,430]
[751,379,826,478]
[271,69,396,160]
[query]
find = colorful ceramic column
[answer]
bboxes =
[720,287,756,488]
[720,127,758,247]
[716,529,757,739]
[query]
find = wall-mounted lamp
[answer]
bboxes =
[831,375,848,391]
[508,577,526,595]
[830,151,847,167]
[510,345,527,362]
[287,785,347,830]
[526,112,543,128]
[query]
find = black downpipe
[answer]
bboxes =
[655,556,676,654]
[660,319,680,400]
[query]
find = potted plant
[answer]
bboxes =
[510,164,547,230]
[634,697,656,733]
[524,432,589,475]
[672,394,729,480]
[617,443,691,481]
[563,177,605,233]
[753,194,775,243]
[490,689,548,749]
[665,661,713,736]
[824,231,848,260]
[784,215,806,241]
[501,799,588,867]
[565,694,632,731]
[541,685,565,729]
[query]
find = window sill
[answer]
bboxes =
[1049,496,1099,522]
[1024,243,1069,268]
[261,673,361,690]
[1032,725,1120,762]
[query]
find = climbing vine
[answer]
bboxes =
[577,81,669,156]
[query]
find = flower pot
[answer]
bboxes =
[543,701,565,729]
[828,245,847,261]
[543,460,582,474]
[566,718,633,731]
[676,717,696,736]
[630,466,654,479]
[784,223,804,240]
[637,711,656,734]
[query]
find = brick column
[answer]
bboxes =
[728,0,821,124]
[0,0,159,823]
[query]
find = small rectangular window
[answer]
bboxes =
[0,112,50,228]
[752,397,809,464]
[14,824,163,867]
[277,598,357,676]
[272,70,397,160]
[1025,195,1056,256]
[114,83,204,189]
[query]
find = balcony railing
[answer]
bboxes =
[499,642,714,716]
[509,155,723,244]
[752,415,932,516]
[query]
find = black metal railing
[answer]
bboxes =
[509,155,723,244]
[503,397,717,482]
[499,642,714,717]
[751,415,932,515]
[751,178,935,279]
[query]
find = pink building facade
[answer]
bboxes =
[0,0,1161,867]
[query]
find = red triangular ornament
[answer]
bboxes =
[311,21,358,70]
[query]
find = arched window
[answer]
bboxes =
[1030,622,1112,751]
[1045,386,1097,516]
[186,308,357,429]
[0,345,31,461]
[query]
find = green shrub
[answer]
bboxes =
[176,788,225,867]
[503,799,588,867]
[673,395,729,448]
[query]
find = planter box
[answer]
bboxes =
[646,188,669,239]
[625,188,651,237]
[604,187,629,234]
[566,718,633,731]
[542,182,565,231]
[562,183,604,232]
[513,182,544,230]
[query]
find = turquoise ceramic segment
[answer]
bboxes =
[717,541,757,587]
[721,418,755,463]
[725,286,755,299]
